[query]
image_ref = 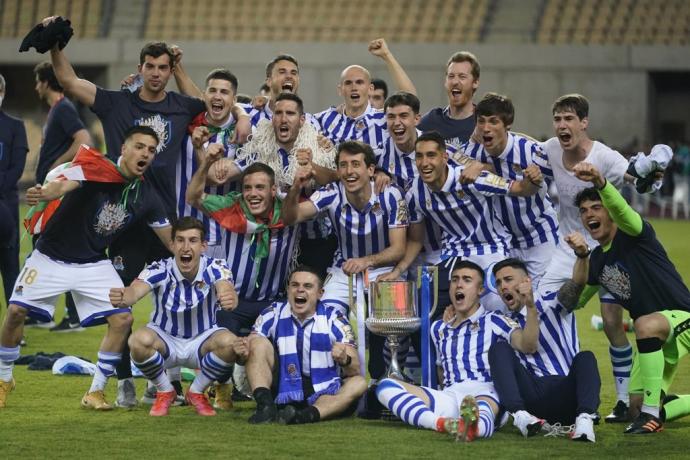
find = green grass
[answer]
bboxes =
[1,215,689,458]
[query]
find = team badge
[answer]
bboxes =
[196,281,207,291]
[287,363,298,377]
[14,285,23,296]
[470,321,479,331]
[113,256,125,271]
[505,317,520,328]
[371,202,383,216]
[355,120,366,131]
[456,190,466,200]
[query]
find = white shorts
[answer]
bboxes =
[9,249,128,327]
[422,380,499,418]
[538,243,615,303]
[148,323,228,369]
[322,266,400,316]
[510,240,557,288]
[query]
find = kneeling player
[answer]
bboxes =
[376,260,539,442]
[574,162,690,433]
[237,266,367,424]
[109,217,240,416]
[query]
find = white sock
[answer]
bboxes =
[610,345,632,404]
[376,378,438,430]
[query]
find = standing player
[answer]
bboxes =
[109,217,240,417]
[463,93,559,284]
[573,162,690,434]
[0,74,28,310]
[32,61,91,332]
[0,126,171,410]
[384,131,543,312]
[537,94,665,422]
[376,260,539,442]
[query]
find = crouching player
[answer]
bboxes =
[237,266,367,424]
[376,260,539,442]
[109,217,240,416]
[574,162,690,434]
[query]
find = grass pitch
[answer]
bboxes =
[0,217,689,458]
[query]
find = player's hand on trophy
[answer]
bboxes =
[109,287,127,307]
[523,164,543,187]
[564,232,589,257]
[573,162,606,188]
[377,268,402,282]
[26,184,46,206]
[295,148,313,167]
[368,38,391,59]
[191,126,211,149]
[374,170,391,194]
[342,257,371,275]
[331,343,349,366]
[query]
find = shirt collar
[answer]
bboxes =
[495,133,515,160]
[171,256,206,284]
[440,164,459,192]
[340,180,378,212]
[345,103,377,121]
[451,305,486,328]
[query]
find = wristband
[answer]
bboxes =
[575,246,591,259]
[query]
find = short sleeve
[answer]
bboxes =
[56,101,86,137]
[182,95,206,117]
[587,250,602,286]
[252,304,279,340]
[144,187,171,228]
[532,143,553,180]
[603,148,629,188]
[330,311,356,346]
[137,259,169,288]
[91,87,119,119]
[310,183,339,212]
[473,170,512,196]
[405,186,424,224]
[488,313,520,343]
[385,187,408,228]
[206,258,235,284]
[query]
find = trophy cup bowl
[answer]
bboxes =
[365,280,421,380]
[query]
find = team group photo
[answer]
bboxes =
[0,0,689,458]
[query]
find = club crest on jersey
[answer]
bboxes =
[355,119,366,130]
[94,202,129,236]
[456,189,466,200]
[113,256,125,271]
[14,285,23,295]
[135,114,171,154]
[371,202,383,216]
[470,321,480,331]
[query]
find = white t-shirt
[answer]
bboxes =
[539,137,628,248]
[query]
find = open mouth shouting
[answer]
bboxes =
[210,100,224,117]
[281,81,295,93]
[391,125,406,140]
[557,131,572,145]
[449,87,463,101]
[294,295,308,307]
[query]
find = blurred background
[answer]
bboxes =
[0,0,689,217]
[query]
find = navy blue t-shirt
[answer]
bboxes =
[36,180,169,263]
[36,97,85,184]
[588,221,690,319]
[0,110,28,200]
[90,88,205,216]
[418,106,475,149]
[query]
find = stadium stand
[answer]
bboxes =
[0,0,103,39]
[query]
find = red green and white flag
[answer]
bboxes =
[24,145,128,235]
[202,191,285,261]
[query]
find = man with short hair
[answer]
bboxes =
[376,260,539,442]
[0,73,28,310]
[109,217,240,417]
[463,93,559,285]
[369,78,388,110]
[417,51,481,148]
[489,254,601,442]
[237,265,366,424]
[0,126,171,410]
[32,61,92,332]
[385,131,543,312]
[573,162,690,434]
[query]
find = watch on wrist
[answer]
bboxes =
[575,246,591,258]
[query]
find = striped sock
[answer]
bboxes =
[0,346,20,382]
[191,352,233,394]
[376,378,438,430]
[90,351,122,392]
[133,352,173,392]
[477,400,496,438]
[610,345,633,404]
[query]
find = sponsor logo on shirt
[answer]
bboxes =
[135,114,171,154]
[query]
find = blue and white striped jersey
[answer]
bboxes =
[223,224,298,302]
[509,291,580,378]
[310,181,408,268]
[140,255,233,339]
[176,116,238,246]
[239,102,320,129]
[252,301,355,376]
[463,133,559,249]
[431,306,518,386]
[407,165,511,258]
[315,104,387,147]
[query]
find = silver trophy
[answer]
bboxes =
[365,280,421,380]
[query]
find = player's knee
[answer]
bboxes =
[7,304,29,324]
[128,328,155,352]
[212,332,237,360]
[634,313,668,339]
[249,336,273,357]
